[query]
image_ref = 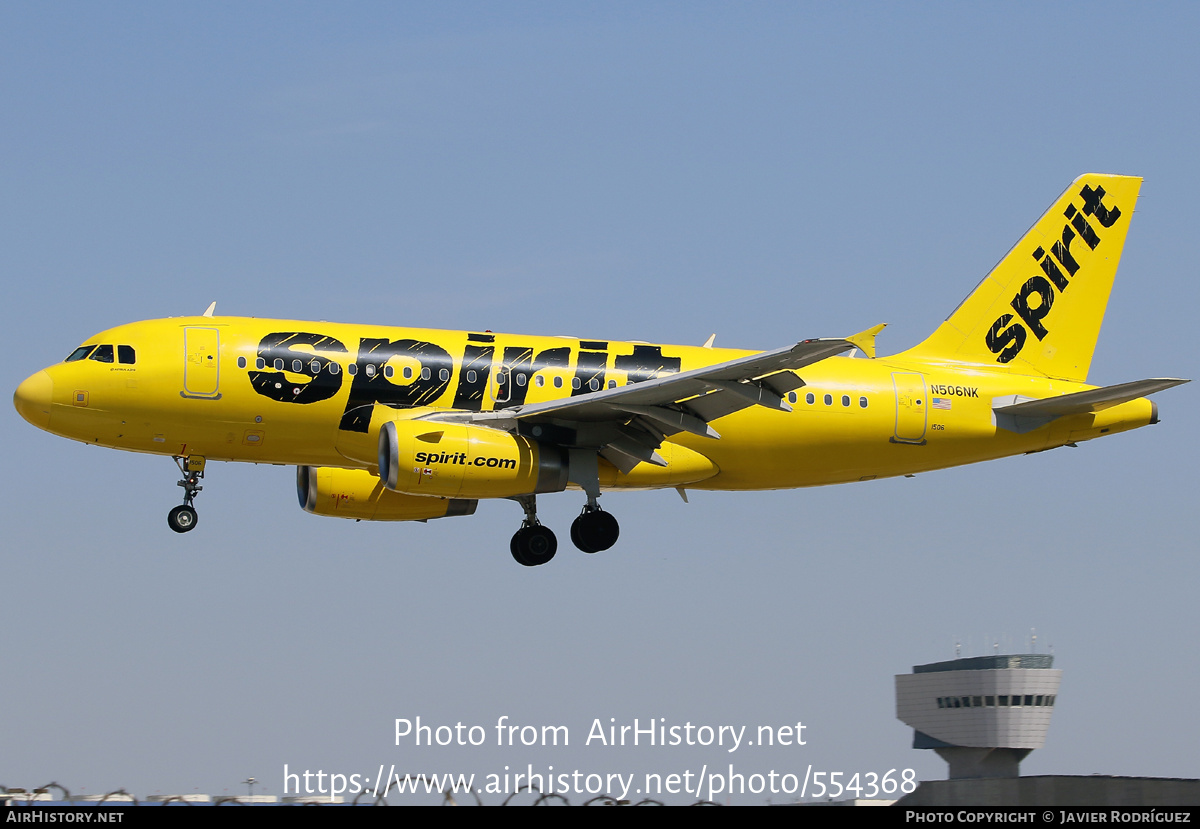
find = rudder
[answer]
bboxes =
[899,174,1142,382]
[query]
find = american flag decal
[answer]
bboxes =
[932,397,951,410]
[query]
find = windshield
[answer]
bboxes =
[65,345,95,362]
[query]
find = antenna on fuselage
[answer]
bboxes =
[202,301,217,317]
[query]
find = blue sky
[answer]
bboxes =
[2,3,1197,804]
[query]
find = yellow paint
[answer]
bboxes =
[11,175,1181,533]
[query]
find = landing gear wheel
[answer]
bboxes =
[510,525,557,567]
[570,508,619,553]
[168,505,198,534]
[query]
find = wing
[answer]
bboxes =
[425,334,861,474]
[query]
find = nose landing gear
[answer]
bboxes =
[168,455,205,534]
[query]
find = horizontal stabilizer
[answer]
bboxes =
[994,377,1188,433]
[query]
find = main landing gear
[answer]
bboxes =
[570,505,620,554]
[510,496,557,567]
[168,455,205,534]
[508,494,620,567]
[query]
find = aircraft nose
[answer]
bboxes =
[14,370,53,430]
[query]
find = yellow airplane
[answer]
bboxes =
[12,174,1187,566]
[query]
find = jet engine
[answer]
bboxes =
[377,420,568,499]
[297,465,476,521]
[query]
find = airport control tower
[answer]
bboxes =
[895,654,1062,779]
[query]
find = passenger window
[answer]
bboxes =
[384,365,393,378]
[118,345,136,365]
[553,376,563,389]
[439,368,450,381]
[571,377,581,390]
[842,395,850,407]
[237,356,247,369]
[366,365,377,378]
[589,378,599,391]
[806,392,815,405]
[403,366,413,380]
[467,370,477,384]
[89,345,114,363]
[292,360,302,372]
[859,396,868,408]
[65,346,95,362]
[348,363,357,376]
[328,362,340,375]
[608,379,617,389]
[255,358,265,370]
[823,394,832,406]
[274,358,284,371]
[535,375,545,387]
[787,392,797,404]
[310,360,322,373]
[421,367,430,380]
[516,373,527,387]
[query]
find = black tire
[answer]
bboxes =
[571,510,619,553]
[510,529,530,566]
[168,505,198,534]
[511,525,557,566]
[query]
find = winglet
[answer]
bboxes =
[202,301,217,317]
[702,334,716,349]
[846,323,887,359]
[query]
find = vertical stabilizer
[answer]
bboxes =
[899,174,1141,382]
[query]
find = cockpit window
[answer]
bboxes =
[89,344,115,363]
[65,346,95,362]
[118,345,136,364]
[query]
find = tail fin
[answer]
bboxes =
[898,174,1142,382]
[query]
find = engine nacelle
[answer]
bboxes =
[378,420,568,499]
[297,465,477,521]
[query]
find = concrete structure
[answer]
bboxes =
[896,654,1061,779]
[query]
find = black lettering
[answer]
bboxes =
[495,346,533,405]
[531,346,571,384]
[1065,204,1100,249]
[1079,184,1121,228]
[339,338,453,432]
[1010,276,1055,340]
[1033,246,1069,291]
[986,314,1027,363]
[452,340,493,411]
[1051,226,1081,277]
[614,345,682,383]
[249,332,348,404]
[573,343,608,396]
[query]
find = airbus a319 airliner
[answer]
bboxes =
[13,175,1188,565]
